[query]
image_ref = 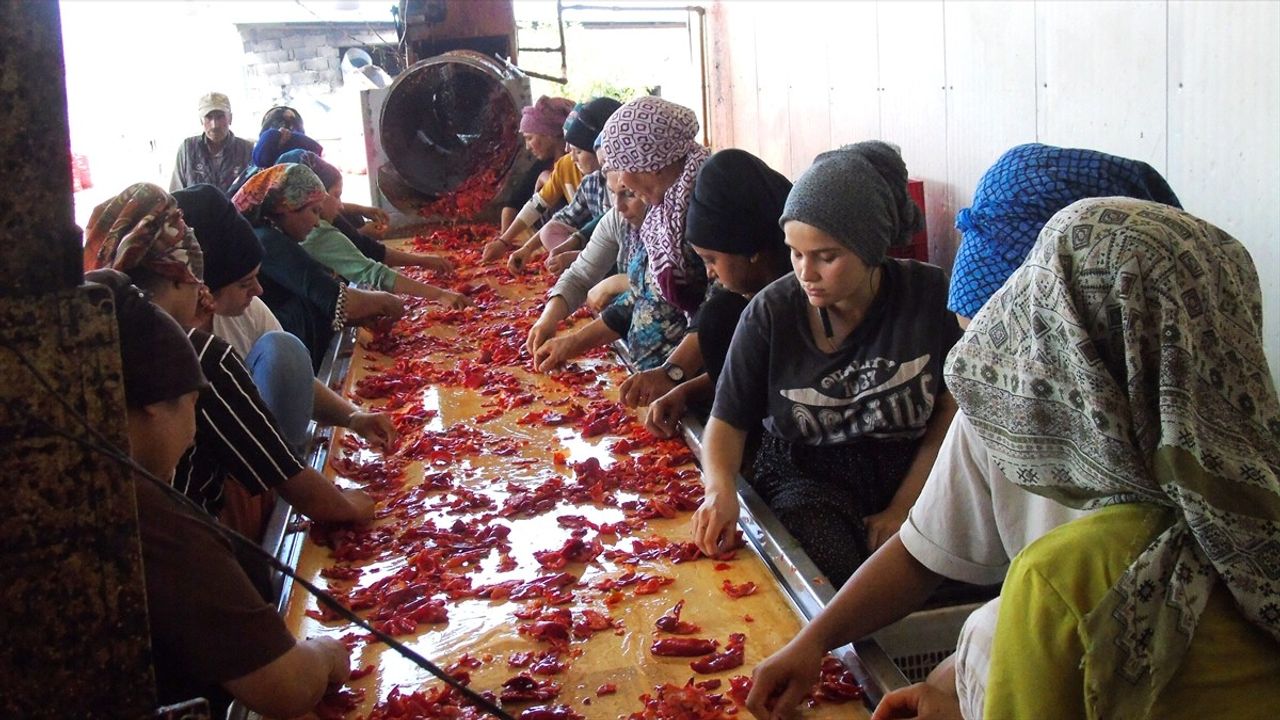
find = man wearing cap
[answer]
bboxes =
[171,92,255,194]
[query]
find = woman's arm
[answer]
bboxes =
[747,535,945,719]
[864,391,958,551]
[620,332,704,407]
[644,371,713,437]
[691,417,747,556]
[527,296,572,356]
[382,246,452,273]
[532,318,621,372]
[390,273,470,307]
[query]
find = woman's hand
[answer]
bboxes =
[347,410,398,451]
[745,637,825,719]
[481,238,511,263]
[346,288,405,324]
[419,255,453,274]
[864,503,910,553]
[544,250,579,276]
[338,487,377,524]
[508,247,533,275]
[586,273,628,313]
[869,682,963,720]
[526,317,557,357]
[620,367,676,407]
[644,384,688,438]
[533,333,580,373]
[691,487,739,557]
[437,290,472,310]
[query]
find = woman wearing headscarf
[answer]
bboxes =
[530,169,687,373]
[634,149,794,432]
[599,95,710,316]
[272,151,468,307]
[505,97,622,273]
[83,270,351,719]
[274,149,434,271]
[252,105,323,168]
[949,143,1181,326]
[232,164,403,370]
[482,95,578,261]
[952,198,1280,719]
[748,146,1186,720]
[83,182,207,322]
[84,183,375,549]
[693,142,962,588]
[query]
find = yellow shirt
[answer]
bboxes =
[985,503,1280,720]
[536,153,583,208]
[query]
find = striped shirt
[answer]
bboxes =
[551,170,611,231]
[175,329,304,515]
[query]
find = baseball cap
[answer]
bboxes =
[197,92,232,118]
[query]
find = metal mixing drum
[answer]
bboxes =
[365,50,533,223]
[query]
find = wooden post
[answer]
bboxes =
[0,1,156,716]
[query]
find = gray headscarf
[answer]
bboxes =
[779,141,923,266]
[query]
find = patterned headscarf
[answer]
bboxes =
[231,163,327,225]
[600,97,710,313]
[946,197,1280,719]
[277,149,342,190]
[949,143,1181,318]
[84,182,203,284]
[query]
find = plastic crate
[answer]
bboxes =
[870,602,984,683]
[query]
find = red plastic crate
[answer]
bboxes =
[888,179,927,261]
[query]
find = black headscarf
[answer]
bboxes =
[173,184,264,292]
[685,149,792,258]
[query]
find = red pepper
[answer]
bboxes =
[596,683,618,696]
[500,674,562,703]
[720,579,758,599]
[650,637,719,657]
[690,633,746,674]
[654,599,701,635]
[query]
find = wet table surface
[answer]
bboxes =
[281,225,868,719]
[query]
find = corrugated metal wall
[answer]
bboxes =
[707,0,1280,381]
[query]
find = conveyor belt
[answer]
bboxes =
[254,227,898,719]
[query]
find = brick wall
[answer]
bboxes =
[237,22,397,110]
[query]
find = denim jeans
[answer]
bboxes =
[244,330,315,456]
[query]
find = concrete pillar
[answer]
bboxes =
[0,1,155,716]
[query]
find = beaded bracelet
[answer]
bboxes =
[332,285,348,332]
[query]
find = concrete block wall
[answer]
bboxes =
[236,22,395,111]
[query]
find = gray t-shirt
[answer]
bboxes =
[711,259,961,446]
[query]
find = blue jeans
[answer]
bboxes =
[244,331,315,456]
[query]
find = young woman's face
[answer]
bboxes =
[213,266,263,317]
[321,178,344,222]
[523,132,560,161]
[693,246,758,296]
[276,202,322,241]
[784,220,872,308]
[607,171,646,228]
[570,144,601,175]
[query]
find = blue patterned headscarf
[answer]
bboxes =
[948,143,1181,318]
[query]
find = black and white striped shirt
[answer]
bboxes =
[175,329,304,515]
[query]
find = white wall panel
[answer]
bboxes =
[825,2,881,154]
[722,1,761,153]
[1036,1,1168,170]
[1168,1,1280,382]
[783,2,833,176]
[943,1,1038,231]
[750,4,794,176]
[877,1,951,262]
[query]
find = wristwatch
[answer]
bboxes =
[661,361,686,384]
